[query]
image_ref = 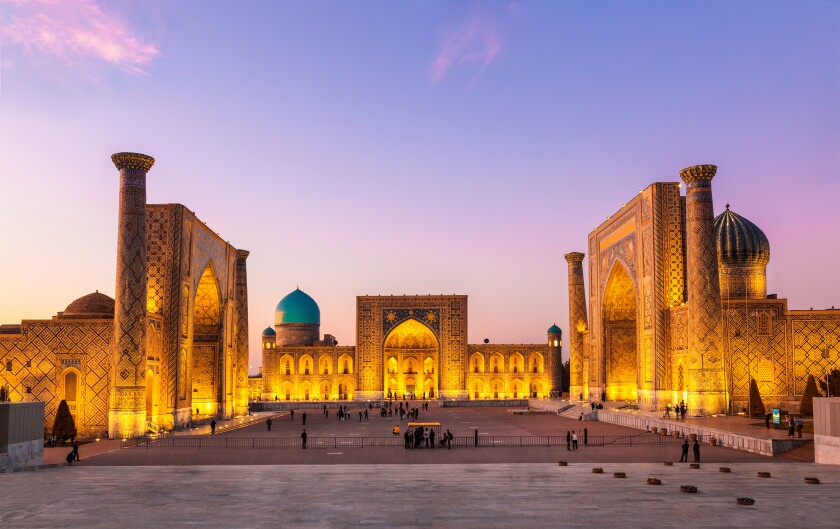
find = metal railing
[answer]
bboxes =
[121,433,704,450]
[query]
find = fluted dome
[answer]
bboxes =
[714,206,770,265]
[274,288,320,324]
[60,291,115,319]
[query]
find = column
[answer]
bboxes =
[679,164,726,414]
[565,252,588,401]
[108,152,155,438]
[234,249,250,415]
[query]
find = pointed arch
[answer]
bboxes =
[603,261,638,401]
[470,352,485,374]
[191,262,223,416]
[509,352,524,374]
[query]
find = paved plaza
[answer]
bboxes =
[14,407,840,527]
[3,462,839,528]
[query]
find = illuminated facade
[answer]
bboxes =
[0,153,249,438]
[261,293,562,401]
[567,164,840,414]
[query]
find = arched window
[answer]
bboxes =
[285,361,291,375]
[64,371,77,401]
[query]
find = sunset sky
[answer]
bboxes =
[1,1,837,373]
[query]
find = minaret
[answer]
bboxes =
[108,152,155,438]
[233,249,250,416]
[547,324,563,397]
[679,164,726,414]
[565,252,588,401]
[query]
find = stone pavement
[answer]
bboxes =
[2,463,838,528]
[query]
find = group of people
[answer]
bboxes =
[679,439,701,462]
[565,429,587,450]
[786,414,804,438]
[664,401,688,419]
[403,426,452,449]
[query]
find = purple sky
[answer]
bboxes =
[1,1,838,374]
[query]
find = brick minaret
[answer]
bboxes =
[565,252,588,401]
[680,164,726,414]
[234,249,250,415]
[108,152,154,438]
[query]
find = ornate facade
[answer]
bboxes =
[261,293,561,401]
[567,164,840,414]
[0,153,249,438]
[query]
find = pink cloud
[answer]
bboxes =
[1,0,159,76]
[431,10,502,84]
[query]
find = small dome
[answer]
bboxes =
[547,324,562,335]
[275,288,320,324]
[262,326,276,336]
[714,206,770,265]
[61,291,115,319]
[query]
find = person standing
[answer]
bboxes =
[364,409,369,420]
[787,415,794,437]
[302,411,307,426]
[71,441,80,462]
[692,440,700,463]
[429,428,435,449]
[290,409,295,421]
[301,429,307,449]
[267,418,272,431]
[679,439,689,462]
[210,419,216,435]
[446,429,453,449]
[765,413,771,429]
[572,431,578,450]
[566,430,571,451]
[795,416,803,438]
[583,427,588,446]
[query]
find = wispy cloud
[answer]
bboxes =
[1,0,159,76]
[431,9,503,84]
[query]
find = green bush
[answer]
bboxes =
[52,399,77,440]
[799,375,819,416]
[749,378,765,417]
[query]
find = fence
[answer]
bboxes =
[121,433,704,450]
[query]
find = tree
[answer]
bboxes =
[561,360,570,393]
[748,378,765,417]
[799,374,819,416]
[52,399,77,440]
[817,369,840,398]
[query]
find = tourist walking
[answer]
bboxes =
[266,418,272,431]
[679,439,689,462]
[71,441,80,462]
[210,419,216,435]
[445,429,453,449]
[301,429,307,449]
[692,440,700,463]
[364,409,369,420]
[664,404,671,418]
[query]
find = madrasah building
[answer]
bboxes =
[0,153,250,439]
[258,291,563,402]
[565,164,839,415]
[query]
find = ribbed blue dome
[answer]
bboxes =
[262,326,276,336]
[275,288,320,324]
[714,206,770,265]
[547,324,562,335]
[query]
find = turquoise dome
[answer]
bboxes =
[262,326,276,336]
[547,324,562,335]
[275,288,320,324]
